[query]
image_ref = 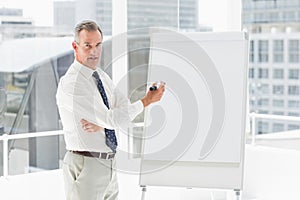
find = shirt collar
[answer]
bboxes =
[73,60,97,79]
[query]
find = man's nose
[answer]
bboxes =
[90,46,100,54]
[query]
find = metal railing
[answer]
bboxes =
[0,130,63,177]
[249,112,300,145]
[1,113,300,177]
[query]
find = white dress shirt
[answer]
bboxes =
[56,60,144,152]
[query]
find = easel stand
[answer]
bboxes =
[140,185,146,200]
[234,189,241,200]
[140,186,242,200]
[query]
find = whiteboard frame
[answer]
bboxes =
[139,31,249,190]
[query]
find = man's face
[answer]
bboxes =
[73,29,103,70]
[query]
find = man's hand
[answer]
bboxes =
[141,82,165,107]
[80,119,104,133]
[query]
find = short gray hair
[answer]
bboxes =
[74,20,103,42]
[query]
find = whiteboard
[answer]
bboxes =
[140,31,249,190]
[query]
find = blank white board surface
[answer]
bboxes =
[140,31,249,190]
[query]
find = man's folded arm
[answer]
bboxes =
[58,79,141,130]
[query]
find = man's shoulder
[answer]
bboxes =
[59,64,90,91]
[60,63,86,83]
[62,63,78,77]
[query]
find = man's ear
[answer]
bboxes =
[72,41,77,51]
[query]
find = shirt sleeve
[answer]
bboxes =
[57,75,144,130]
[129,100,144,120]
[103,72,144,122]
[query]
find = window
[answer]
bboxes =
[288,100,300,108]
[288,112,299,117]
[257,98,269,106]
[273,123,284,132]
[273,85,284,95]
[273,68,284,79]
[258,68,269,79]
[289,40,299,51]
[288,69,299,80]
[250,99,256,106]
[260,84,269,94]
[259,110,269,114]
[289,40,299,63]
[270,12,278,22]
[283,11,296,21]
[249,40,254,63]
[288,124,300,130]
[273,40,284,63]
[273,99,284,107]
[258,40,268,62]
[273,111,284,115]
[288,85,300,95]
[249,84,255,95]
[249,68,254,79]
[258,121,269,134]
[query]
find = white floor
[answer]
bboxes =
[0,169,237,200]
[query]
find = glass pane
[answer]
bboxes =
[5,72,30,134]
[7,135,64,175]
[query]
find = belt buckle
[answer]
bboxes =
[99,152,114,159]
[107,152,114,159]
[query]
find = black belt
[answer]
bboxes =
[70,151,115,159]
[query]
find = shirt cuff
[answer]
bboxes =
[129,100,144,120]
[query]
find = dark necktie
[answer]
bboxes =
[92,71,117,153]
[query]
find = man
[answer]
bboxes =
[56,20,165,200]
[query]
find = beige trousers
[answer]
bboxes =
[63,151,118,200]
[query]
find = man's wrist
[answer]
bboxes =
[141,97,150,108]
